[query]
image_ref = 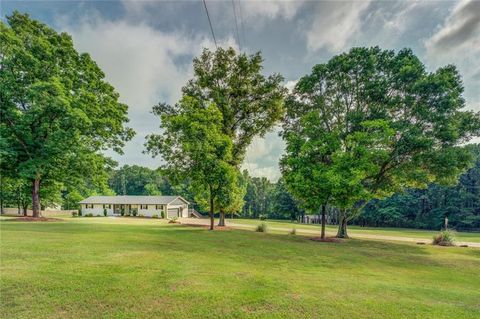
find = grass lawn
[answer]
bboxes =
[1,216,479,318]
[230,218,480,243]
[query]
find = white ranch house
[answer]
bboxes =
[79,196,190,218]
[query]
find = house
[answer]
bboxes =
[78,195,190,218]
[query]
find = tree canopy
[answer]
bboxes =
[0,12,134,216]
[282,47,480,237]
[146,48,285,228]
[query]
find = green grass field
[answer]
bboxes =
[1,216,479,318]
[229,219,480,243]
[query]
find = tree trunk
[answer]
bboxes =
[218,210,225,226]
[336,213,349,238]
[209,189,214,231]
[320,204,327,239]
[32,178,41,218]
[23,204,28,216]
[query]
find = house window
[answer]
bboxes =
[140,204,148,210]
[155,205,163,210]
[103,204,111,209]
[85,204,94,209]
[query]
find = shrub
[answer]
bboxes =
[168,216,178,224]
[152,214,159,219]
[85,213,93,217]
[259,214,267,221]
[432,230,456,246]
[71,211,78,217]
[103,208,107,217]
[161,211,165,219]
[289,228,296,235]
[120,208,125,216]
[125,212,131,217]
[78,209,82,217]
[132,208,138,217]
[256,223,267,232]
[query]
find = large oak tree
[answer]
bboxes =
[147,48,285,227]
[282,47,480,238]
[0,12,134,217]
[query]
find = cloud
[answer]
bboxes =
[425,0,480,112]
[425,0,480,52]
[306,1,372,53]
[57,15,214,167]
[242,129,285,181]
[284,79,298,93]
[240,0,304,21]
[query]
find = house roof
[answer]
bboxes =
[78,195,189,205]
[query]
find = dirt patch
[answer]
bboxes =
[6,217,61,222]
[310,236,343,243]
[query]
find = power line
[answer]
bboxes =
[237,0,247,51]
[202,0,217,48]
[231,0,241,51]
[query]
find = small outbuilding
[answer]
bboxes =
[78,195,190,218]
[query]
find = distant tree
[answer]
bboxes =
[357,144,480,230]
[144,183,162,196]
[242,170,258,218]
[109,165,168,196]
[283,47,480,238]
[1,177,30,215]
[270,178,304,221]
[0,12,134,217]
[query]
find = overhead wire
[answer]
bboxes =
[202,0,218,48]
[237,0,247,51]
[231,0,242,51]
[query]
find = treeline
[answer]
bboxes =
[2,12,480,236]
[354,144,480,231]
[108,166,305,220]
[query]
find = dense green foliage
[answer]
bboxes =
[182,47,286,166]
[108,165,172,196]
[0,12,133,216]
[241,171,304,220]
[146,97,237,229]
[1,216,479,318]
[356,145,480,230]
[282,47,480,237]
[146,48,286,228]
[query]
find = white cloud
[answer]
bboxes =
[284,79,298,93]
[242,129,285,181]
[425,0,480,111]
[240,0,304,21]
[306,1,372,53]
[57,16,215,167]
[61,18,202,112]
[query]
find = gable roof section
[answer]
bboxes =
[78,195,189,205]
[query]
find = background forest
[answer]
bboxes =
[2,144,479,231]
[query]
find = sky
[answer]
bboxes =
[2,0,479,181]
